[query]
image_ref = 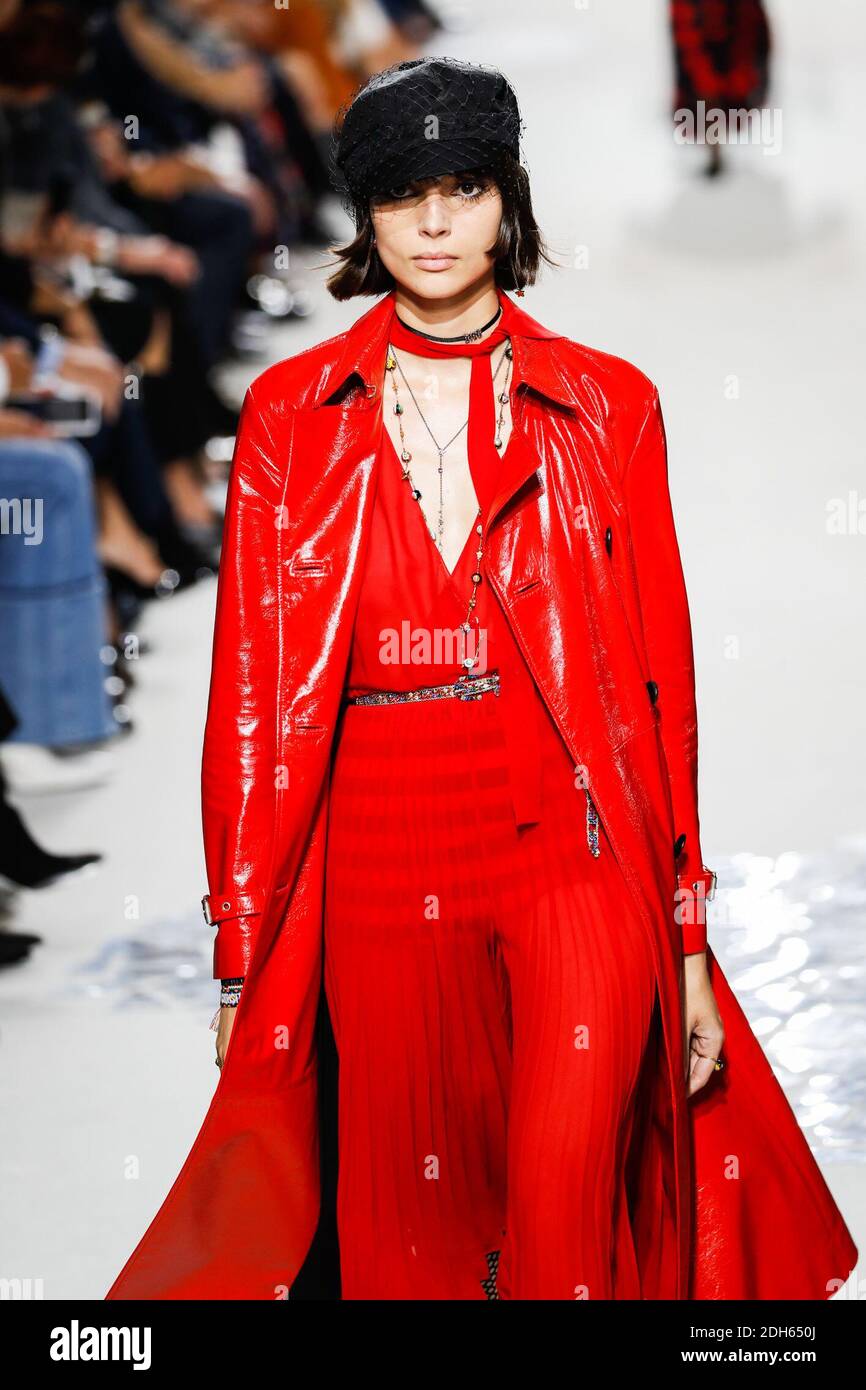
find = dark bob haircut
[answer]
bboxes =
[324,155,558,301]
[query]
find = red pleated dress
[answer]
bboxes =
[322,304,660,1300]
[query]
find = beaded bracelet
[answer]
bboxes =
[220,977,244,1007]
[210,977,244,1032]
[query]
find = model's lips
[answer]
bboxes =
[413,255,457,270]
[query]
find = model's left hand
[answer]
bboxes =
[682,953,725,1097]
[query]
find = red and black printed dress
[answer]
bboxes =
[669,0,771,125]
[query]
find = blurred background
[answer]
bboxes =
[0,0,863,1299]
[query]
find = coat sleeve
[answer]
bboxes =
[620,381,715,954]
[200,380,284,979]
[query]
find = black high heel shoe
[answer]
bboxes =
[103,564,180,604]
[0,933,43,967]
[0,798,102,891]
[152,514,218,587]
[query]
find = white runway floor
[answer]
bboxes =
[1,0,863,1299]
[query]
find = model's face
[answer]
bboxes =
[369,171,503,300]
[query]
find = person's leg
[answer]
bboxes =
[323,696,514,1299]
[260,58,334,199]
[494,726,659,1301]
[85,398,173,538]
[155,191,255,367]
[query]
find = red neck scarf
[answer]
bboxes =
[386,296,512,520]
[385,293,542,828]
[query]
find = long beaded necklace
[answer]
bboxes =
[385,338,513,670]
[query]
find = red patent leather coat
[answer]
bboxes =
[107,289,857,1301]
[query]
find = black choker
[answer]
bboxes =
[394,306,503,344]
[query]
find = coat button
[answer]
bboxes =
[604,526,613,555]
[646,679,659,705]
[674,833,687,859]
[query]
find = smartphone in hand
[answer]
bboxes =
[7,391,102,439]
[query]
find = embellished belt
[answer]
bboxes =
[342,666,601,854]
[344,670,501,705]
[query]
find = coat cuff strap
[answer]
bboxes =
[677,867,717,954]
[201,890,266,926]
[682,867,718,901]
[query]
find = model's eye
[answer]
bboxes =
[372,178,490,206]
[377,184,416,202]
[454,179,486,200]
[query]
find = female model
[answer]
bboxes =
[107,58,857,1302]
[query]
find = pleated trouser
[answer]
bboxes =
[323,682,659,1300]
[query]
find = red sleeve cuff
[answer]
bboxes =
[212,915,257,980]
[681,919,708,955]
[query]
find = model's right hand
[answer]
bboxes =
[215,1007,238,1070]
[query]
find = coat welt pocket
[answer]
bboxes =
[513,574,541,597]
[290,554,331,577]
[292,719,329,740]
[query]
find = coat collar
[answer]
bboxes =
[311,287,578,409]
